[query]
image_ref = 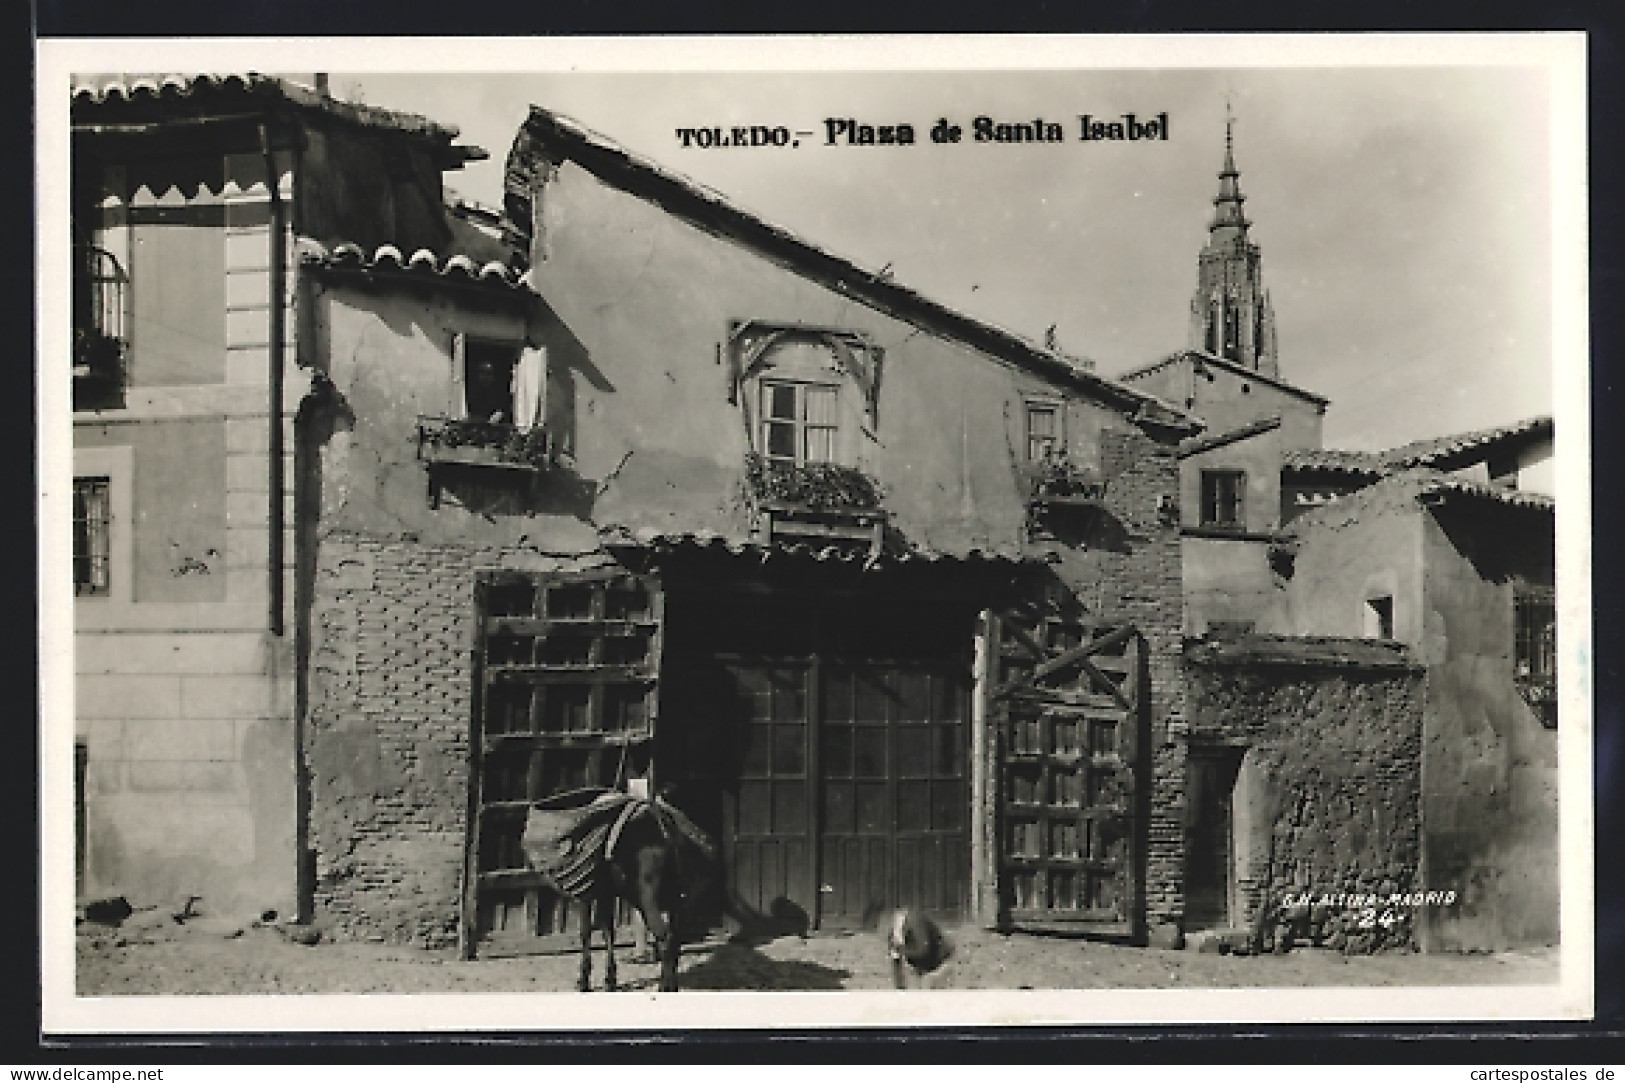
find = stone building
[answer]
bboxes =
[69,72,504,919]
[1124,118,1558,950]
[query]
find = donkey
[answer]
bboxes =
[523,790,714,993]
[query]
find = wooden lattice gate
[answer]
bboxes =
[461,568,663,958]
[991,605,1144,937]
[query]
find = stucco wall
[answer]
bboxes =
[78,421,229,603]
[1182,425,1283,536]
[1126,356,1322,452]
[1179,424,1286,634]
[1182,536,1279,634]
[1416,505,1559,950]
[1264,499,1425,644]
[76,625,297,917]
[518,157,1155,556]
[73,143,299,919]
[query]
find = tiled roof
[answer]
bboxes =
[1404,468,1556,511]
[599,526,1040,568]
[297,240,528,292]
[505,107,1201,436]
[1281,447,1388,476]
[72,74,486,165]
[1379,415,1553,470]
[1283,416,1555,480]
[1288,467,1553,533]
[1179,416,1282,459]
[1186,633,1420,671]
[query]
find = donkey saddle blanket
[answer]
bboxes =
[520,787,715,901]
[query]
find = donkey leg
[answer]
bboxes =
[576,898,593,993]
[657,912,679,993]
[602,900,619,992]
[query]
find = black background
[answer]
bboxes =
[17,0,1625,1064]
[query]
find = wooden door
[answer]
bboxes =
[722,661,817,929]
[817,663,968,926]
[994,612,1143,935]
[1184,746,1242,931]
[462,569,663,957]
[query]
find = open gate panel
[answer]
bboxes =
[462,569,663,958]
[993,610,1143,936]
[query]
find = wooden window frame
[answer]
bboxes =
[759,377,841,465]
[1199,469,1246,530]
[1515,585,1556,681]
[1025,400,1063,463]
[460,336,524,425]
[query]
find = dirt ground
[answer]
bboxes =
[75,918,1560,996]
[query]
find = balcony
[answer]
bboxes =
[744,453,887,555]
[416,416,554,508]
[1020,459,1108,542]
[73,245,128,411]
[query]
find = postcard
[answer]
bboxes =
[37,32,1592,1034]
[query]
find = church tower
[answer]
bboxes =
[1188,112,1279,378]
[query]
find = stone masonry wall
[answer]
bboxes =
[1184,659,1425,947]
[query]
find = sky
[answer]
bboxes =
[329,63,1558,471]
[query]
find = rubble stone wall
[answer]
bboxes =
[1184,658,1426,948]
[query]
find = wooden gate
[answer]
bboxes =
[660,653,970,933]
[462,568,663,957]
[992,606,1143,936]
[817,662,969,926]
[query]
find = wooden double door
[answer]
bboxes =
[666,656,970,931]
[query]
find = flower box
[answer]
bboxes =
[416,416,553,509]
[416,416,553,470]
[744,453,887,556]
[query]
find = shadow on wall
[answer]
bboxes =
[432,465,601,522]
[1038,506,1133,554]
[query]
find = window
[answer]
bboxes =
[72,245,128,411]
[1200,470,1245,529]
[464,340,519,424]
[456,337,546,429]
[1515,587,1556,680]
[1026,402,1061,462]
[760,379,839,464]
[1363,596,1394,640]
[74,477,112,597]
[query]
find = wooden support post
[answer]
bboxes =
[971,609,1000,927]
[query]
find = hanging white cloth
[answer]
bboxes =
[448,333,468,420]
[510,346,547,430]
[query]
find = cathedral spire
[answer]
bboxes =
[1209,106,1250,244]
[1188,110,1279,378]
